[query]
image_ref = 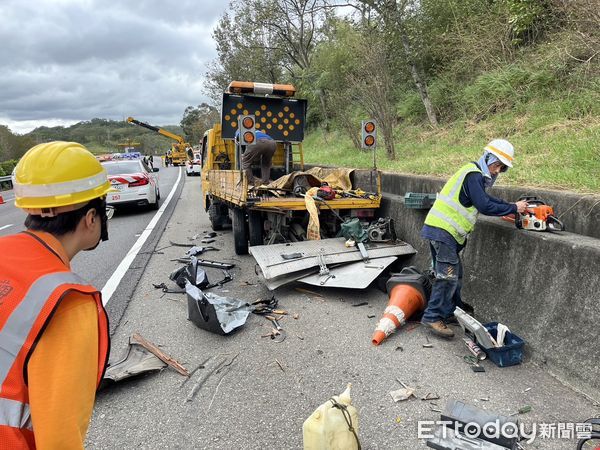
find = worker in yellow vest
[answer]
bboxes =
[420,139,528,338]
[0,141,111,448]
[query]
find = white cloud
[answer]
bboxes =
[0,0,228,133]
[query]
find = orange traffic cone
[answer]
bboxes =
[371,270,429,346]
[0,194,4,205]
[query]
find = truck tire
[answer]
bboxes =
[232,208,248,255]
[248,211,264,247]
[208,202,226,231]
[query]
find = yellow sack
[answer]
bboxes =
[305,187,321,240]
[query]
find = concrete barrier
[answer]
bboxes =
[378,170,600,397]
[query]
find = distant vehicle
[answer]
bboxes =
[186,153,202,176]
[122,152,142,159]
[102,159,160,210]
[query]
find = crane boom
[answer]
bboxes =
[127,117,186,145]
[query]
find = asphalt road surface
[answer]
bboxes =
[88,175,600,450]
[0,160,184,329]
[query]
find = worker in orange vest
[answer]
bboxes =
[0,141,111,449]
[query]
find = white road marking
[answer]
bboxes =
[101,168,182,305]
[0,224,14,231]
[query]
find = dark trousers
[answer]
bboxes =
[242,139,277,183]
[421,240,465,323]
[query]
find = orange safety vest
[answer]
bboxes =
[0,232,109,449]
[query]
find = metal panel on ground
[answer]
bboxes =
[250,237,416,282]
[297,256,398,289]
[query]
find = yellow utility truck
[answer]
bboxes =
[200,81,382,255]
[127,117,190,166]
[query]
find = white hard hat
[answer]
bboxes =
[484,139,514,168]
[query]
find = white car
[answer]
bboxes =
[102,159,160,210]
[186,153,202,176]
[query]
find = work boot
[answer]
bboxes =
[422,320,455,339]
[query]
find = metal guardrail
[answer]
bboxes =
[0,175,13,190]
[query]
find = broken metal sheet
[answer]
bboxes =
[101,341,167,387]
[298,257,397,289]
[250,237,415,282]
[186,283,252,335]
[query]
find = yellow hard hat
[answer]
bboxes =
[13,141,111,215]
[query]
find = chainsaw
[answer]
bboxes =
[503,196,565,231]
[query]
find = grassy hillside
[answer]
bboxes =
[304,107,600,193]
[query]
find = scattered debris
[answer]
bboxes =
[170,261,209,289]
[471,365,486,373]
[294,287,323,298]
[423,336,433,348]
[293,313,300,320]
[131,333,189,376]
[171,259,235,270]
[352,302,369,307]
[522,387,532,393]
[422,393,440,401]
[201,238,215,244]
[510,405,532,416]
[186,284,252,335]
[251,296,279,315]
[275,359,285,372]
[390,388,415,402]
[367,314,376,319]
[204,232,217,238]
[392,379,417,401]
[480,397,490,402]
[186,245,219,257]
[395,345,403,352]
[152,282,184,294]
[101,338,167,388]
[185,353,239,403]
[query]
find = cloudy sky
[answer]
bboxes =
[0,0,229,134]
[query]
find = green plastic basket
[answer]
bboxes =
[404,192,437,209]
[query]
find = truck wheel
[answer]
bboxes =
[208,202,226,231]
[232,208,248,255]
[248,211,264,247]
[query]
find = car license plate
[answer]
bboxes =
[110,194,121,201]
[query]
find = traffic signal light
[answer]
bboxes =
[361,120,377,149]
[238,115,256,145]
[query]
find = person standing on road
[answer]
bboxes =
[420,139,528,338]
[0,141,111,449]
[148,154,154,169]
[236,129,277,185]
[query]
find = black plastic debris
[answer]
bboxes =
[186,283,252,335]
[169,257,209,289]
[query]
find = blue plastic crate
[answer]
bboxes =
[482,322,525,367]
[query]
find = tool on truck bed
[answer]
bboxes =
[502,196,565,231]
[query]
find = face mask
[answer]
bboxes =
[85,198,109,251]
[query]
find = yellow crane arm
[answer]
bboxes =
[127,117,186,145]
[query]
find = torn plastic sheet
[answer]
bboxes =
[100,340,167,388]
[170,257,209,289]
[186,283,252,335]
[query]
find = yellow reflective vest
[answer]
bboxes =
[424,163,482,245]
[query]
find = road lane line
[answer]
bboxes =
[0,224,13,231]
[101,168,182,305]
